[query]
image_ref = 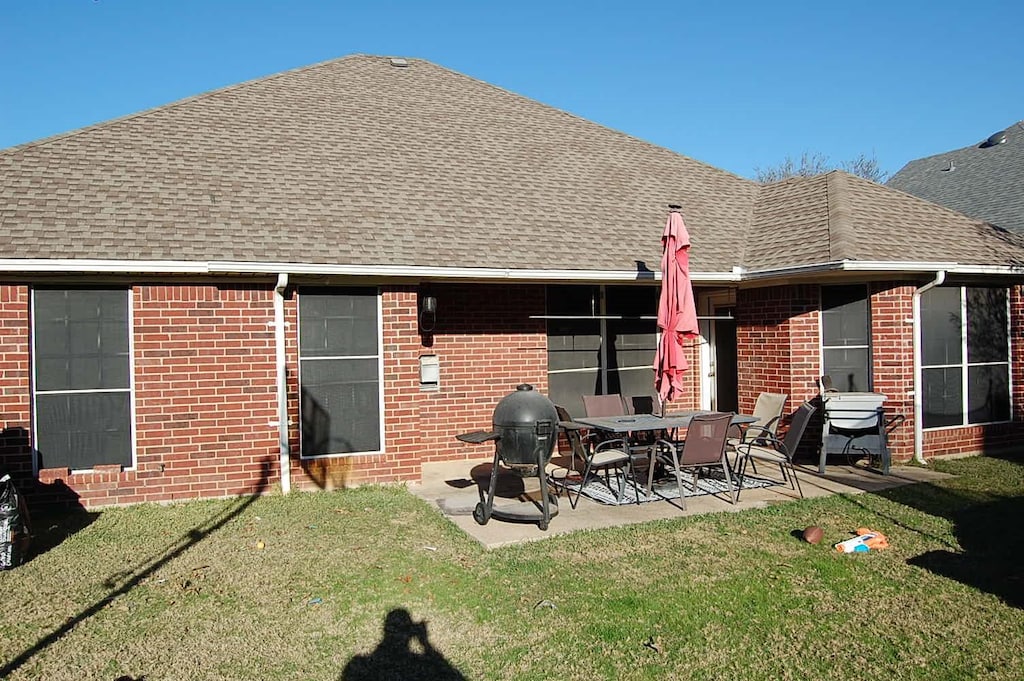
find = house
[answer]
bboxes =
[2,55,1023,509]
[888,121,1024,234]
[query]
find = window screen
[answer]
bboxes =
[821,285,870,392]
[32,289,132,470]
[299,288,381,457]
[546,285,658,417]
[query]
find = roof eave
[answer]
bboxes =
[0,258,743,284]
[741,259,1024,281]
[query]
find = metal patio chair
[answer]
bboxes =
[649,411,735,510]
[555,404,636,508]
[734,401,817,501]
[728,391,788,453]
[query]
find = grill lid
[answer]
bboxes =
[492,384,558,429]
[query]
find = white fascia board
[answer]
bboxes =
[211,261,743,283]
[0,258,741,282]
[0,259,209,273]
[741,260,1022,280]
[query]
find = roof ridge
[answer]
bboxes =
[0,54,376,155]
[824,171,848,260]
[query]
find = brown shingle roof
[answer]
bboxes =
[747,171,1024,272]
[3,54,1022,280]
[0,54,757,275]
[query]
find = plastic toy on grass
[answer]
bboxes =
[835,527,889,553]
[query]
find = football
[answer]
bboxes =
[802,525,824,544]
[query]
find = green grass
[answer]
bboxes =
[2,453,1023,680]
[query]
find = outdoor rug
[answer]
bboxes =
[560,470,780,506]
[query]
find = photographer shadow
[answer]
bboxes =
[341,609,467,681]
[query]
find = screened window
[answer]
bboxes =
[821,285,871,392]
[921,287,1009,428]
[32,288,133,470]
[298,288,382,457]
[546,285,657,417]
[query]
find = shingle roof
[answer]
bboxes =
[887,121,1024,234]
[0,54,757,275]
[747,171,1024,271]
[2,54,1022,280]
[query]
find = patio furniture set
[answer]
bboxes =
[456,382,901,531]
[556,392,816,512]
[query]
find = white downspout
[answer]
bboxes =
[274,273,291,493]
[912,270,946,465]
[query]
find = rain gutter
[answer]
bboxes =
[273,273,291,494]
[912,270,946,465]
[1,258,1018,281]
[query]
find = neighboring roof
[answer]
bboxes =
[888,121,1024,234]
[2,55,1023,283]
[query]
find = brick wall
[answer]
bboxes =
[292,282,549,490]
[736,285,821,409]
[5,278,1022,508]
[0,285,31,482]
[869,283,915,461]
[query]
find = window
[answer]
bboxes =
[32,288,133,470]
[298,288,382,457]
[821,285,871,392]
[546,285,658,417]
[921,287,1009,428]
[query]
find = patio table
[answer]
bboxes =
[572,411,758,501]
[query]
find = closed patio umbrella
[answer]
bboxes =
[654,205,700,402]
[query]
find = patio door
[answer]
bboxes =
[545,284,658,418]
[712,306,738,412]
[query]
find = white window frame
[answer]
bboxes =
[297,287,384,459]
[920,286,1011,429]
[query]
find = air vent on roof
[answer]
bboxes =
[982,130,1008,147]
[389,58,409,67]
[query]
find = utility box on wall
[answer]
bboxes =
[419,354,440,389]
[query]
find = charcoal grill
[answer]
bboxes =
[455,384,559,530]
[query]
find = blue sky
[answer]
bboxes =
[2,1,1022,179]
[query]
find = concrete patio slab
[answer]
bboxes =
[407,456,953,549]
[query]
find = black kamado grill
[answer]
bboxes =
[456,384,560,530]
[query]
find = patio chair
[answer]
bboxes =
[728,392,788,452]
[555,404,637,508]
[649,411,735,510]
[733,401,817,501]
[581,393,628,418]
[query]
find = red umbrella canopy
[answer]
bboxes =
[654,208,700,402]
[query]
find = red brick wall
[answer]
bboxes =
[291,283,549,491]
[33,284,281,507]
[869,283,915,460]
[735,281,1023,464]
[0,285,31,481]
[5,278,1022,508]
[736,285,820,409]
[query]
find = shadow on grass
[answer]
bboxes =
[841,452,1024,609]
[0,457,272,678]
[23,479,100,561]
[340,608,467,681]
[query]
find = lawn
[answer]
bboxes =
[2,453,1022,680]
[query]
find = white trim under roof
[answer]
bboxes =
[0,258,1019,281]
[741,260,1022,280]
[0,258,740,283]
